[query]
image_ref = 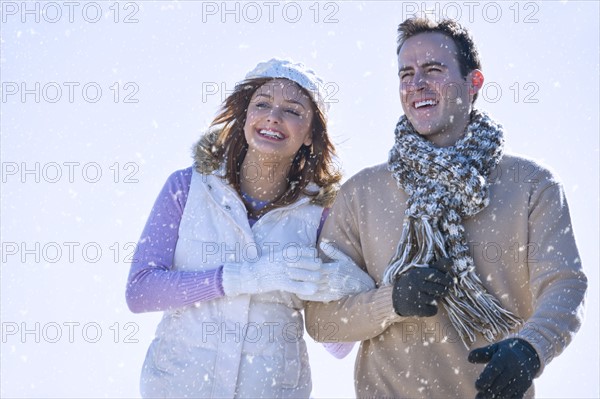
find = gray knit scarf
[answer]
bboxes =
[384,109,522,347]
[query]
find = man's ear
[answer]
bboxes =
[468,69,484,97]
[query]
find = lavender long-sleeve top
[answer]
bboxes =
[125,167,223,313]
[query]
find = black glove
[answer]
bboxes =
[468,338,541,399]
[392,258,453,317]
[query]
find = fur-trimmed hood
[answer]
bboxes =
[192,128,222,176]
[191,129,338,208]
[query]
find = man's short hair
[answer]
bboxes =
[397,18,482,103]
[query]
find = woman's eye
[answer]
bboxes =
[254,102,269,109]
[285,109,301,116]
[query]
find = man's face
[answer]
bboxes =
[398,32,476,147]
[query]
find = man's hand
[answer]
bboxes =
[392,258,453,317]
[468,338,541,399]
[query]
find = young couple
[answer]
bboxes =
[127,17,587,399]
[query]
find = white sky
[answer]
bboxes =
[1,1,598,398]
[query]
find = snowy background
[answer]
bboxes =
[1,1,598,398]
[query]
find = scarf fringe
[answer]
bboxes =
[384,216,522,347]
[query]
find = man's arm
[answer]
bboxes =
[305,186,401,342]
[510,174,587,373]
[468,167,588,398]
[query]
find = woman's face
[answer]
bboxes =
[243,79,314,162]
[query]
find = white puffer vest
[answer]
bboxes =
[140,169,323,398]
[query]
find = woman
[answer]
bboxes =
[126,59,374,398]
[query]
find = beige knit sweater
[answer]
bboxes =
[305,153,587,398]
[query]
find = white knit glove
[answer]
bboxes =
[222,252,322,297]
[298,242,375,303]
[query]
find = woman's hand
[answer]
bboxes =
[297,243,376,303]
[221,252,322,297]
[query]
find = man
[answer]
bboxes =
[305,17,587,398]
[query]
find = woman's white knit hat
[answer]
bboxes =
[245,58,329,120]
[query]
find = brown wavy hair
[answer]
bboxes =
[195,77,341,210]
